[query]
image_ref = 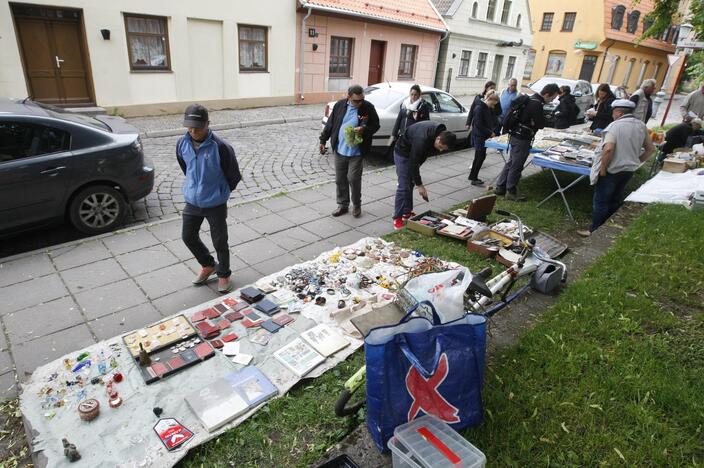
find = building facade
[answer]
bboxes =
[525,0,678,93]
[0,0,297,116]
[295,0,447,104]
[433,0,533,96]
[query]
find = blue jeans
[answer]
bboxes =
[394,150,414,219]
[590,171,634,232]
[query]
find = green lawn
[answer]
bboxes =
[178,164,700,466]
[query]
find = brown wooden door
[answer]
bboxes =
[368,40,386,85]
[13,7,93,105]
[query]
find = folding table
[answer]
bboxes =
[531,155,591,221]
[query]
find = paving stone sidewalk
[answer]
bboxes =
[0,147,538,399]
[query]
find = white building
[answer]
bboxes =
[0,0,297,116]
[431,0,533,96]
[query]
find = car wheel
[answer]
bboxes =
[69,185,127,235]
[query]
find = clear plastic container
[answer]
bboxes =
[392,415,486,468]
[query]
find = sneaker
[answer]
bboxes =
[217,276,232,293]
[401,212,416,220]
[393,218,405,230]
[576,229,592,238]
[192,266,216,285]
[470,179,485,186]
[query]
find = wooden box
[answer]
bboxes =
[466,230,514,257]
[406,211,455,236]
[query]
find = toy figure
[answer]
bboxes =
[138,343,151,367]
[62,438,81,462]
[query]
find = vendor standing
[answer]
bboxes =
[392,121,456,229]
[578,99,655,237]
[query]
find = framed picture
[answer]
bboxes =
[546,53,566,76]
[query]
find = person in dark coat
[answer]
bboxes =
[392,121,456,229]
[554,85,579,129]
[466,80,496,146]
[468,91,500,186]
[320,84,380,218]
[587,83,616,132]
[392,84,432,141]
[661,119,703,156]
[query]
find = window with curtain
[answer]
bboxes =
[500,1,512,24]
[476,52,488,77]
[486,0,497,21]
[505,56,516,78]
[398,44,418,79]
[459,50,472,76]
[626,11,641,34]
[237,25,268,72]
[238,25,267,72]
[611,5,626,30]
[124,14,170,70]
[329,36,353,77]
[562,12,576,32]
[540,12,554,31]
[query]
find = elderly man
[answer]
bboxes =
[661,118,703,156]
[578,99,655,237]
[680,83,704,120]
[320,85,380,218]
[630,79,656,122]
[498,78,519,125]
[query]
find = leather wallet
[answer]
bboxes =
[261,319,282,333]
[216,319,231,330]
[225,311,243,322]
[202,308,221,319]
[221,333,238,342]
[272,313,294,326]
[240,286,264,303]
[190,311,206,323]
[213,303,229,314]
[254,299,279,316]
[209,339,224,349]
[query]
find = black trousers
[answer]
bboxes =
[182,203,230,278]
[469,134,487,180]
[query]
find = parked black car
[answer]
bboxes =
[0,98,154,235]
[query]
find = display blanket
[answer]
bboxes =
[625,169,704,205]
[20,238,457,467]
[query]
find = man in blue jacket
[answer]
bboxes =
[177,104,242,293]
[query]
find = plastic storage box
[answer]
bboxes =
[387,415,486,468]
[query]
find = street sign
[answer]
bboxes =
[677,39,704,49]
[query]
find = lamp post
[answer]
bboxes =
[660,23,694,126]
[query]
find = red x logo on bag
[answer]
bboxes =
[405,353,460,423]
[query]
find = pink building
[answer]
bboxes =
[295,0,448,104]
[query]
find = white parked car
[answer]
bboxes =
[321,82,469,156]
[590,83,629,99]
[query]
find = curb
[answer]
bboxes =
[142,115,320,138]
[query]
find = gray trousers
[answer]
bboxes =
[335,152,363,207]
[496,135,531,190]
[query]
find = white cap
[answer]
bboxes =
[612,99,636,109]
[692,118,703,126]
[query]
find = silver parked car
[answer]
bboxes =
[321,82,469,156]
[525,77,595,124]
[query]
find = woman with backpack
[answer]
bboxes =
[392,84,432,141]
[468,91,500,186]
[554,85,579,129]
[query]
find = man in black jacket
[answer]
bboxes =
[320,85,380,218]
[496,83,559,201]
[661,118,703,156]
[392,121,457,229]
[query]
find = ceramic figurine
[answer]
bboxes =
[62,438,81,462]
[138,343,151,367]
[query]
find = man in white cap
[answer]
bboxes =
[578,99,655,237]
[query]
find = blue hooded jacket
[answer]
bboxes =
[176,131,242,209]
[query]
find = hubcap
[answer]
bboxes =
[78,193,120,228]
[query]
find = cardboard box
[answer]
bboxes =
[662,158,688,173]
[467,230,514,257]
[406,211,455,236]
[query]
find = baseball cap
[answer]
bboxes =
[183,104,209,128]
[612,99,635,110]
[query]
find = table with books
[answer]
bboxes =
[20,237,461,468]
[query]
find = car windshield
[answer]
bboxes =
[32,101,110,131]
[362,86,405,110]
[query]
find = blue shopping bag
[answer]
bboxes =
[364,301,487,452]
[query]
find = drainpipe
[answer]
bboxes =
[596,40,615,83]
[299,3,312,101]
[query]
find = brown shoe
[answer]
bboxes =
[352,206,361,218]
[217,276,232,293]
[332,206,349,217]
[193,266,216,285]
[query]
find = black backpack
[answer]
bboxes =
[502,94,530,134]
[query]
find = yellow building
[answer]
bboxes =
[526,0,679,93]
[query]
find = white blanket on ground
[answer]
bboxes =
[625,169,704,205]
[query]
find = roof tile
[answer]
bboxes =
[304,0,446,31]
